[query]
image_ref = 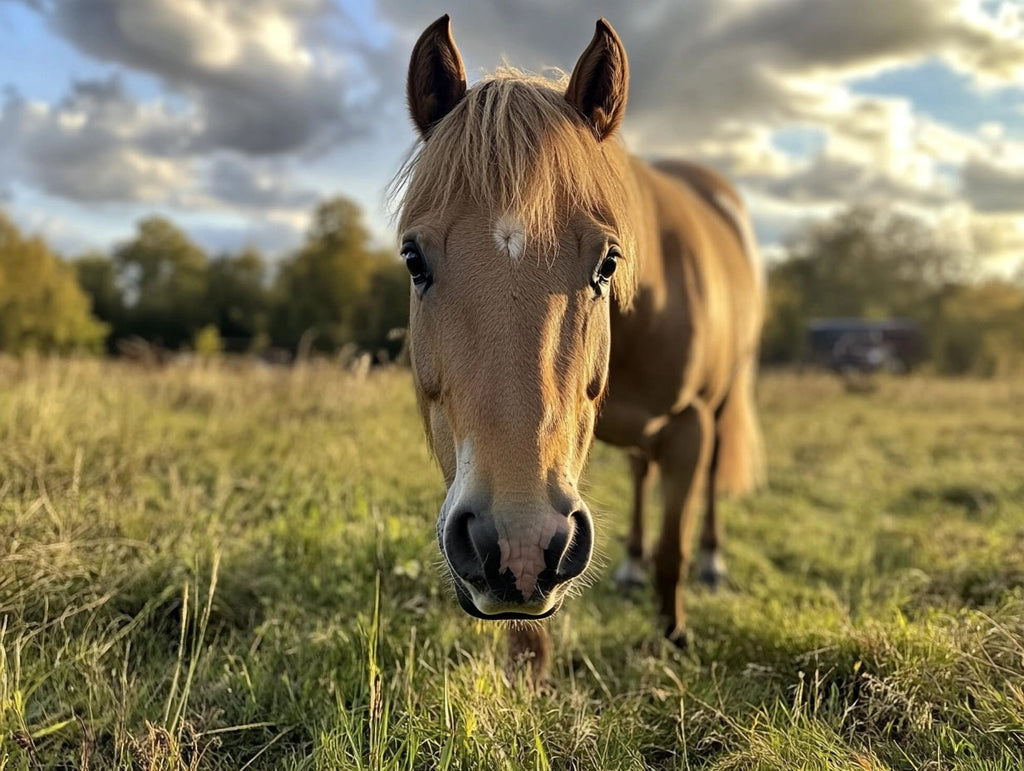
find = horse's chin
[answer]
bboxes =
[452,580,562,621]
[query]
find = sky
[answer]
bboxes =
[2,0,1024,277]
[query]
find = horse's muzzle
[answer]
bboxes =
[439,506,594,618]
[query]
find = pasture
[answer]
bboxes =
[1,358,1023,770]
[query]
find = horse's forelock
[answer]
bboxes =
[391,68,639,307]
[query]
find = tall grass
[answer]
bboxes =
[1,357,1023,769]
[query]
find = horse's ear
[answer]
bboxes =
[565,19,629,141]
[407,14,467,138]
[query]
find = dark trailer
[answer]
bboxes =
[807,318,923,374]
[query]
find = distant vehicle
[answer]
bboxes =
[807,318,923,374]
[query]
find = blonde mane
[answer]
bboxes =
[392,68,639,302]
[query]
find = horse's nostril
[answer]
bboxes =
[555,509,593,581]
[444,509,504,587]
[443,510,485,584]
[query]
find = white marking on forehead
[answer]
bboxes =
[493,213,525,262]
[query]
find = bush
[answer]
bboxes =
[194,325,225,359]
[0,213,107,354]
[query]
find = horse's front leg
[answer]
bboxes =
[506,623,550,684]
[614,451,655,591]
[652,402,714,646]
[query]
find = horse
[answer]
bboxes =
[394,15,764,680]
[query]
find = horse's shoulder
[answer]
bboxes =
[636,158,752,271]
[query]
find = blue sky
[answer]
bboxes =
[852,58,1024,138]
[2,0,1023,276]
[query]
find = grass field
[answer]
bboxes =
[1,358,1023,770]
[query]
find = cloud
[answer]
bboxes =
[962,156,1024,213]
[970,211,1024,255]
[0,74,323,222]
[0,77,195,203]
[2,0,367,219]
[187,216,306,257]
[204,155,319,210]
[759,153,948,207]
[708,0,1024,82]
[22,0,377,155]
[7,0,1024,268]
[964,210,1024,276]
[385,0,1024,146]
[683,124,802,180]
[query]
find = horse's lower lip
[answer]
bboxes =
[451,579,562,620]
[463,604,561,621]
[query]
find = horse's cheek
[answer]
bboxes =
[582,305,612,402]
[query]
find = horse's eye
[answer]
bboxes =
[592,247,620,296]
[402,241,432,294]
[598,252,619,280]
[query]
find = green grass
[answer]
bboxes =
[1,357,1023,769]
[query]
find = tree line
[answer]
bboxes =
[0,197,408,361]
[762,206,1024,376]
[2,198,1023,375]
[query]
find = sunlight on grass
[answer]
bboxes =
[1,358,1023,768]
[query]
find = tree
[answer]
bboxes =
[775,206,968,320]
[760,272,806,363]
[763,206,970,363]
[352,259,411,360]
[114,216,208,348]
[0,212,107,353]
[73,253,123,349]
[205,248,269,351]
[926,280,1024,376]
[271,197,385,350]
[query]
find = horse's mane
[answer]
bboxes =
[392,68,638,300]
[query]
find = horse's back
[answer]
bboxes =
[630,158,761,403]
[652,160,759,277]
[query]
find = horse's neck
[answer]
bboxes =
[624,156,669,291]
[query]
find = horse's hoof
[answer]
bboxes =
[613,557,648,593]
[697,549,727,592]
[665,625,691,649]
